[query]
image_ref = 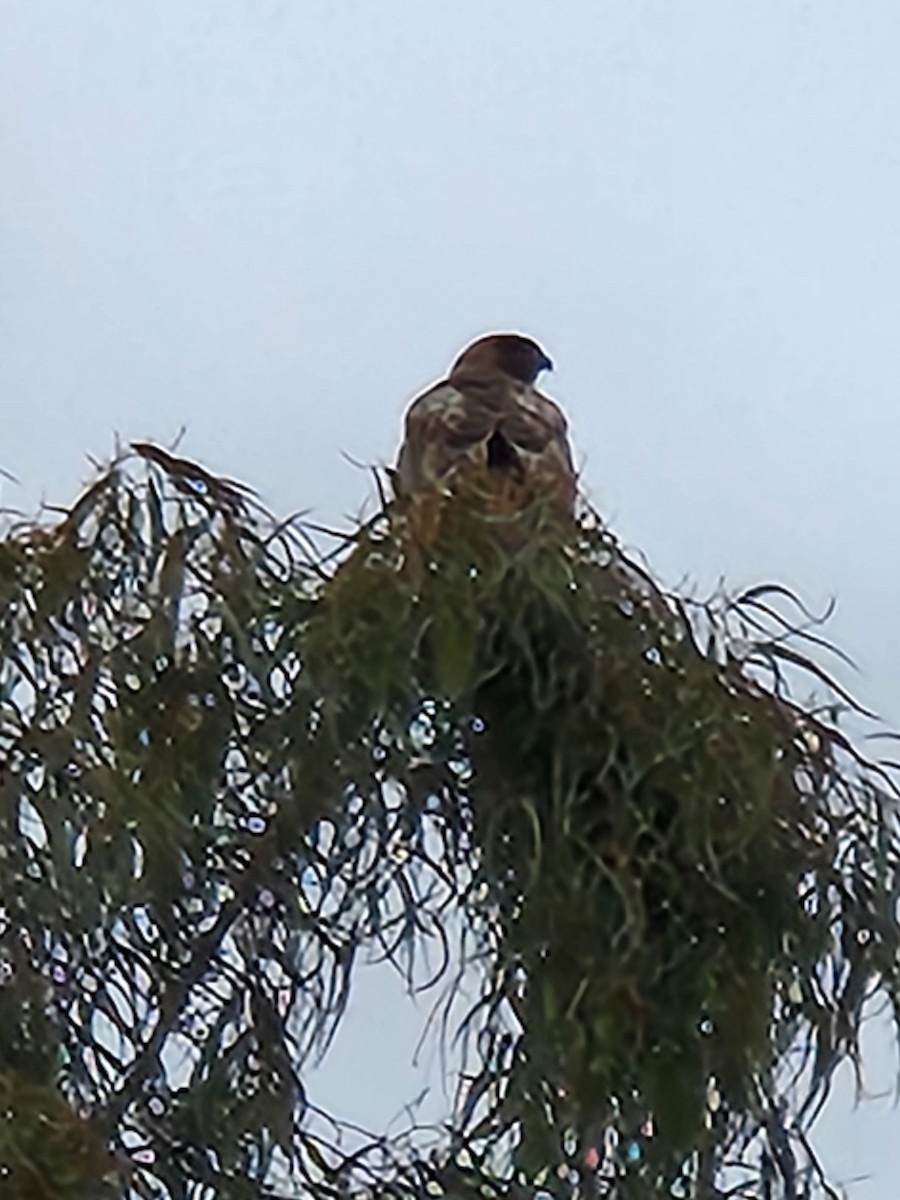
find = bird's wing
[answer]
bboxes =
[394,378,509,495]
[500,389,574,462]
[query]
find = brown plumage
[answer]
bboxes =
[393,333,577,518]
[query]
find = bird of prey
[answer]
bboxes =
[393,333,577,519]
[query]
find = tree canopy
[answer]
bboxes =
[1,444,898,1199]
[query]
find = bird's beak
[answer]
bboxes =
[539,353,554,374]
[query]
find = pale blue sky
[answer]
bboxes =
[3,2,900,1193]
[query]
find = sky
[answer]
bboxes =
[3,1,900,1193]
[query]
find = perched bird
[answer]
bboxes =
[393,333,577,518]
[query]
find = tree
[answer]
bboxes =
[1,442,898,1199]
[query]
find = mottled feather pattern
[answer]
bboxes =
[393,334,577,517]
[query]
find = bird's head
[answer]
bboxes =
[450,333,553,385]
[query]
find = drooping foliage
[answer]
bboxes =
[0,443,898,1199]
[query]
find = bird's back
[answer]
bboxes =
[393,334,577,519]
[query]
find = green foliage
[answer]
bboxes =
[0,446,898,1199]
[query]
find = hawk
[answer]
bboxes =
[393,333,577,518]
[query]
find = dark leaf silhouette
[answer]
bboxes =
[0,448,897,1199]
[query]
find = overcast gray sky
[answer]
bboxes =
[3,2,900,1193]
